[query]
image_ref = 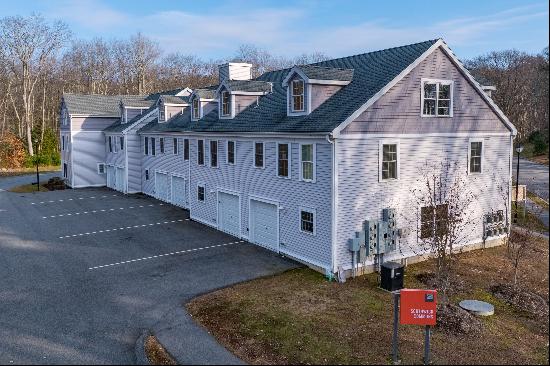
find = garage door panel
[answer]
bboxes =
[218,192,240,237]
[250,199,278,252]
[115,167,125,193]
[171,176,187,208]
[107,166,116,189]
[155,172,171,203]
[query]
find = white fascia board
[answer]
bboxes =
[307,79,350,86]
[229,91,269,96]
[121,107,159,134]
[175,87,193,96]
[281,67,309,86]
[331,39,444,138]
[437,42,517,136]
[339,132,511,139]
[163,103,189,107]
[136,131,328,140]
[332,39,516,138]
[69,113,120,118]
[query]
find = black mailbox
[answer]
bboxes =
[380,261,404,291]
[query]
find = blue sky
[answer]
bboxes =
[1,0,548,60]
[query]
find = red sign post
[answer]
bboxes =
[399,289,437,326]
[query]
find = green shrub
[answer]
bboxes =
[528,131,548,155]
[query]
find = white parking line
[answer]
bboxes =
[88,240,245,270]
[31,194,122,205]
[43,204,159,219]
[58,219,188,239]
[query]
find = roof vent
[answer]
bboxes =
[219,62,253,83]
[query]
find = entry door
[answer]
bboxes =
[171,175,188,208]
[249,199,279,252]
[106,166,116,189]
[155,172,171,202]
[218,192,240,237]
[115,167,125,193]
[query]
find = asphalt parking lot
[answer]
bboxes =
[0,176,297,364]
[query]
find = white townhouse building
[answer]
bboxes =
[61,39,516,277]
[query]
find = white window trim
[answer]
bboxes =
[197,183,206,202]
[145,169,150,181]
[173,138,179,155]
[299,207,316,236]
[379,140,400,182]
[219,90,234,119]
[197,139,205,166]
[227,140,236,165]
[210,140,219,168]
[191,98,201,121]
[467,138,485,175]
[420,78,454,118]
[97,163,105,175]
[276,142,291,179]
[299,143,316,182]
[253,141,265,169]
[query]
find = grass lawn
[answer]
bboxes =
[0,166,60,177]
[528,155,549,166]
[187,238,549,365]
[8,184,49,193]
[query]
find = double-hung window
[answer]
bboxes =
[300,208,315,235]
[159,109,165,122]
[291,80,305,112]
[197,185,205,201]
[184,139,189,160]
[192,99,200,120]
[144,137,149,155]
[422,79,453,117]
[160,138,165,154]
[277,143,290,178]
[254,142,264,168]
[221,91,230,116]
[227,141,235,164]
[173,138,179,155]
[61,136,66,151]
[197,140,204,165]
[119,136,124,151]
[151,138,156,156]
[469,140,483,174]
[381,143,398,180]
[300,144,315,181]
[420,204,449,239]
[210,140,218,167]
[108,136,113,153]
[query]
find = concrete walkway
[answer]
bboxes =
[152,307,245,365]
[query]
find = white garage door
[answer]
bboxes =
[171,175,188,208]
[155,172,171,202]
[249,199,279,252]
[115,167,125,193]
[218,192,240,237]
[106,166,116,189]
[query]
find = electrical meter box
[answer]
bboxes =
[347,231,364,252]
[377,221,389,254]
[364,220,377,256]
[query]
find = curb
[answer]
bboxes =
[134,329,152,365]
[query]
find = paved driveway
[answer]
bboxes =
[513,158,549,201]
[0,176,298,364]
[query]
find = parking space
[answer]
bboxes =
[0,183,298,364]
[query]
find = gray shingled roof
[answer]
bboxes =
[160,95,190,104]
[192,86,218,100]
[62,93,154,116]
[104,104,158,133]
[141,40,438,134]
[296,65,354,82]
[222,80,272,93]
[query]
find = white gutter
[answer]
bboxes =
[326,133,338,274]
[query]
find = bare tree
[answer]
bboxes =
[0,14,70,155]
[407,160,481,301]
[127,33,160,94]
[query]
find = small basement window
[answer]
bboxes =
[97,163,105,174]
[197,185,205,201]
[422,79,453,117]
[300,208,315,235]
[145,169,150,180]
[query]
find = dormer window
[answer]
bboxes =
[221,91,230,116]
[291,80,305,112]
[192,99,200,120]
[159,108,165,122]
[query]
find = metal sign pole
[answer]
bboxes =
[392,291,400,364]
[423,325,431,365]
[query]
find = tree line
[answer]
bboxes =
[0,14,548,168]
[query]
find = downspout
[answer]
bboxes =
[326,133,338,275]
